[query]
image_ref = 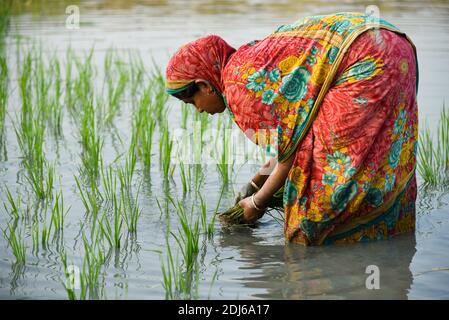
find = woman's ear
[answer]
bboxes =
[195,79,214,94]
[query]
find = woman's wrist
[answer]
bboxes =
[252,157,294,210]
[250,180,260,191]
[250,194,264,211]
[253,192,269,210]
[251,173,268,190]
[251,158,274,188]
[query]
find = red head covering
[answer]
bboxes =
[165,35,236,94]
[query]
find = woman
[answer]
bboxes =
[165,12,419,245]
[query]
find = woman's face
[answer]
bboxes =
[181,79,226,115]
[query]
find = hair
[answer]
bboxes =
[171,82,199,100]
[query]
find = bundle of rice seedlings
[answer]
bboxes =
[218,187,284,225]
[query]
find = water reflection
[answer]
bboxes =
[9,262,26,297]
[219,226,416,299]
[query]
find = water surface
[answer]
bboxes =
[1,0,449,299]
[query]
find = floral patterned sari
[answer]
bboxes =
[166,12,419,245]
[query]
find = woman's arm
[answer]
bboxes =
[234,157,276,204]
[239,154,295,223]
[251,157,277,188]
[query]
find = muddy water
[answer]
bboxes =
[1,0,449,299]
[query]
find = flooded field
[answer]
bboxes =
[0,0,449,299]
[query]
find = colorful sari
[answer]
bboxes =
[165,12,419,245]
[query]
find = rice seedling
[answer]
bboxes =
[207,269,220,300]
[218,187,284,225]
[31,206,55,254]
[23,160,54,201]
[15,104,42,161]
[190,128,204,191]
[75,175,102,238]
[49,55,63,135]
[3,43,231,299]
[3,223,27,264]
[103,50,128,124]
[99,193,123,249]
[216,125,232,185]
[156,197,169,219]
[60,249,77,300]
[65,48,75,110]
[31,220,39,254]
[38,203,54,250]
[180,102,189,129]
[204,186,225,239]
[128,50,145,106]
[178,161,189,194]
[101,147,141,235]
[418,127,436,185]
[160,193,208,299]
[34,49,53,118]
[19,51,32,126]
[3,187,21,220]
[193,165,205,193]
[98,214,113,249]
[168,196,200,273]
[14,113,54,200]
[150,65,170,125]
[159,123,173,180]
[13,50,56,200]
[101,164,116,203]
[79,234,106,299]
[190,121,206,191]
[199,195,208,235]
[0,56,7,160]
[132,84,156,168]
[192,119,202,166]
[122,184,142,233]
[104,48,113,80]
[24,50,63,137]
[75,176,102,217]
[418,105,449,187]
[160,217,201,300]
[196,109,209,140]
[160,236,183,300]
[429,106,449,176]
[50,190,70,233]
[173,128,193,193]
[118,148,136,197]
[80,97,104,180]
[73,49,94,114]
[139,114,156,169]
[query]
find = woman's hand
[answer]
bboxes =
[234,158,275,205]
[238,196,265,224]
[237,154,295,225]
[234,182,257,205]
